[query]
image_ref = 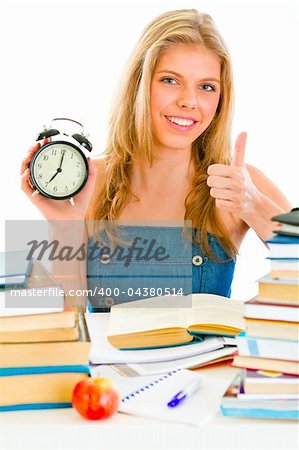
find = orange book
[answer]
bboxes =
[232,355,299,376]
[258,275,298,302]
[245,318,299,341]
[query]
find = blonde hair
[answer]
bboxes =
[87,9,237,259]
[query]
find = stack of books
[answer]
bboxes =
[0,252,91,411]
[221,209,299,420]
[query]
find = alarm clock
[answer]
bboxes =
[29,118,92,202]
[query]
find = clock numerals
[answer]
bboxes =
[32,143,88,199]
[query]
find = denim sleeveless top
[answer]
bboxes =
[87,226,235,312]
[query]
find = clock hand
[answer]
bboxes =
[47,156,64,183]
[47,170,60,184]
[58,152,65,170]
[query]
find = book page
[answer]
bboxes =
[189,294,245,329]
[108,295,191,335]
[108,307,189,336]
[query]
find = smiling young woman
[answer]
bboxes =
[86,9,290,257]
[21,9,291,307]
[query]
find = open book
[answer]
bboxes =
[107,294,245,349]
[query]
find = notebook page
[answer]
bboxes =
[127,346,237,376]
[92,365,230,426]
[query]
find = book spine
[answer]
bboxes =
[78,311,91,343]
[0,402,72,412]
[220,406,299,420]
[0,365,91,377]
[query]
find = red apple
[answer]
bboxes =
[72,377,120,420]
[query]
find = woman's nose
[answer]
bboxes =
[177,86,197,109]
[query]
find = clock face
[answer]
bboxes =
[30,141,88,199]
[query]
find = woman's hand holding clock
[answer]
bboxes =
[20,141,98,222]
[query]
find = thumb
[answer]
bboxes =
[231,132,247,167]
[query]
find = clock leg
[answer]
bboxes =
[31,190,40,198]
[69,197,75,206]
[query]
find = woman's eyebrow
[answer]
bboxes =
[156,69,220,84]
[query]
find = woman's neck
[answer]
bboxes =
[131,148,194,195]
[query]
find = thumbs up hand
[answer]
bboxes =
[207,132,259,220]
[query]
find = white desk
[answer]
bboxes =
[0,365,298,450]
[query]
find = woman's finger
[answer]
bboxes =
[210,187,239,201]
[20,143,41,175]
[215,198,239,212]
[20,139,50,175]
[231,132,247,167]
[207,164,235,177]
[207,175,239,190]
[20,168,35,197]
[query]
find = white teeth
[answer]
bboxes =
[166,116,195,126]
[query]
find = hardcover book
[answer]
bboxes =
[107,294,244,349]
[0,312,91,368]
[245,298,299,322]
[0,365,90,411]
[243,369,299,395]
[221,373,299,419]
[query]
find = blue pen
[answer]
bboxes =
[167,378,202,408]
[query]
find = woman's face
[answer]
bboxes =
[150,44,221,154]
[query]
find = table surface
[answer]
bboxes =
[1,364,298,450]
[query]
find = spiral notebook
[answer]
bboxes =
[92,365,230,426]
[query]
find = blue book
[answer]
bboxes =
[0,251,33,288]
[266,235,299,244]
[0,365,90,411]
[220,373,299,420]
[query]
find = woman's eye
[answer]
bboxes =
[200,84,216,92]
[161,77,178,85]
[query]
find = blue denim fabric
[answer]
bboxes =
[87,226,235,312]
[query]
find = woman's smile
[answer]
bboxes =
[164,115,198,131]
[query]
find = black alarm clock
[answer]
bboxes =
[30,118,92,203]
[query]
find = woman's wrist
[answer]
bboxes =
[240,192,288,241]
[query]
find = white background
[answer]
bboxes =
[1,0,298,300]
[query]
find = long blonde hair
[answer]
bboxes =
[87,9,237,259]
